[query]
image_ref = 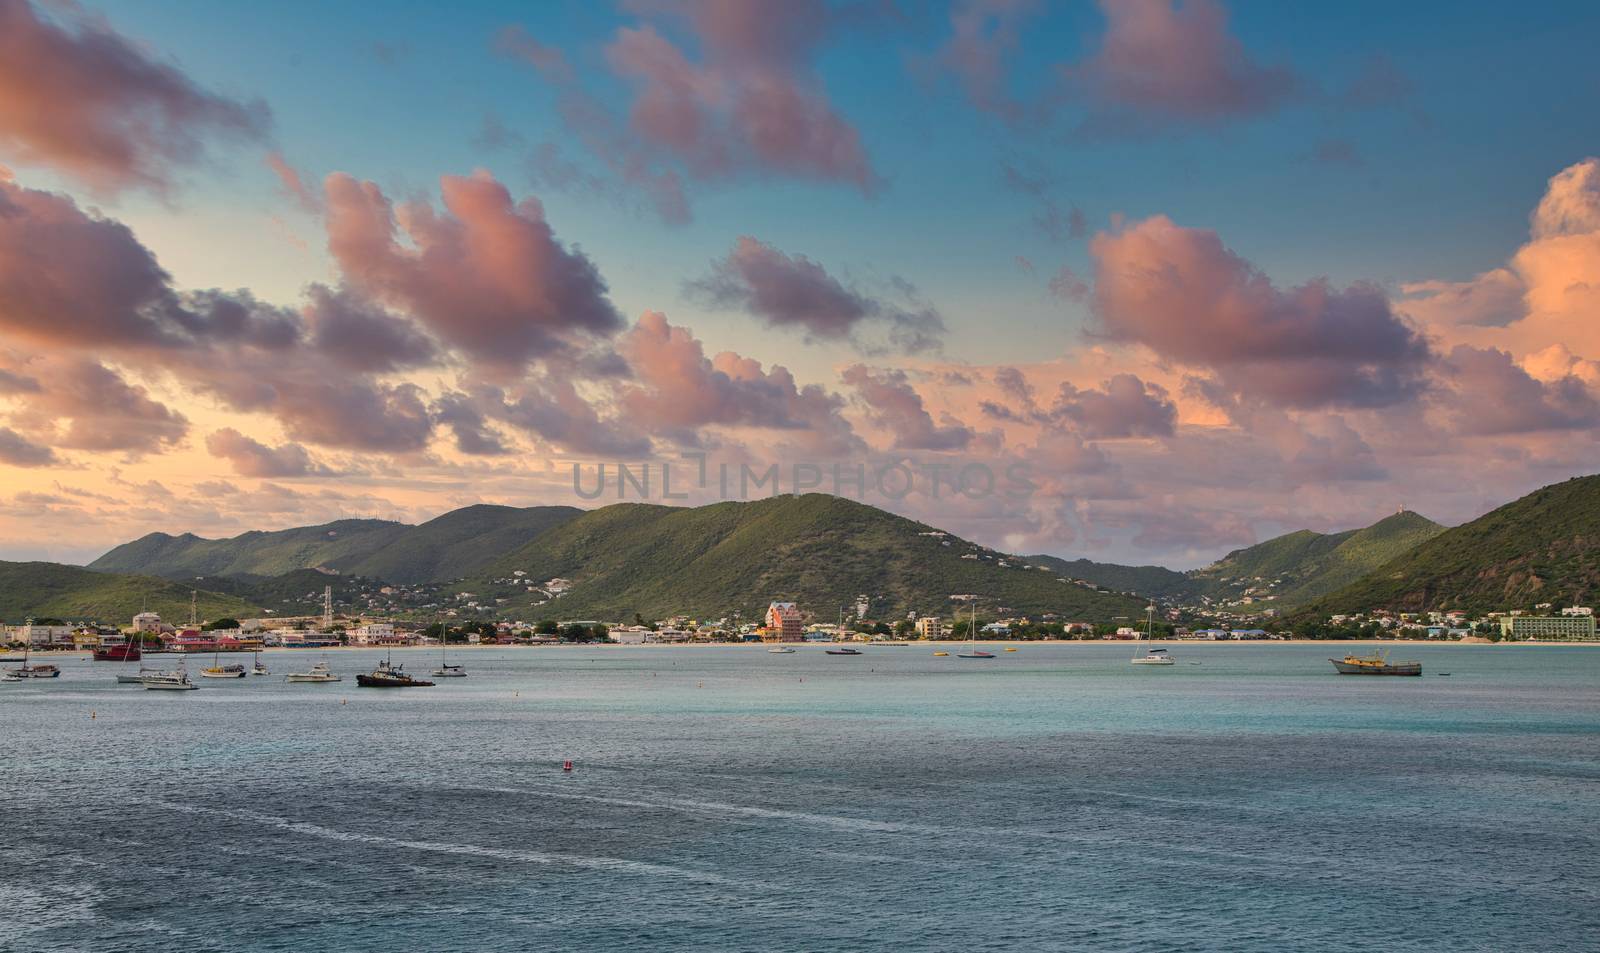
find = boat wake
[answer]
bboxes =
[143,801,739,886]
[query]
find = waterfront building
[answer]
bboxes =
[1498,614,1598,641]
[132,611,163,633]
[765,602,805,642]
[914,616,944,640]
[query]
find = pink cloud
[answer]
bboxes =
[1064,0,1298,128]
[1438,345,1600,436]
[1089,214,1430,407]
[843,365,975,451]
[4,356,187,455]
[323,169,622,370]
[923,0,1042,121]
[0,0,268,194]
[617,310,861,454]
[266,152,321,214]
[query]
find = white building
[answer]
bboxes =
[132,611,163,633]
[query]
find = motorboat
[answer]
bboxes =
[824,647,862,656]
[142,668,198,691]
[767,646,796,654]
[285,661,341,683]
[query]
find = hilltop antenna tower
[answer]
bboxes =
[189,590,198,628]
[322,585,333,630]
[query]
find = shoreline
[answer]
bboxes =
[19,637,1588,655]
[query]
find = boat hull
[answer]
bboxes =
[356,674,434,687]
[1131,658,1176,666]
[285,673,341,683]
[93,645,141,662]
[143,680,197,691]
[1330,659,1422,676]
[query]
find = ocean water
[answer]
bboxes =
[1,643,1596,952]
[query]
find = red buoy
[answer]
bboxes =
[562,760,574,772]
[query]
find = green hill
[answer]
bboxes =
[1299,475,1600,616]
[89,505,582,584]
[0,562,260,625]
[1190,510,1445,608]
[1025,555,1203,601]
[470,494,1149,622]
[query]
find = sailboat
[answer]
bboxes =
[432,622,466,677]
[187,592,243,678]
[4,638,61,679]
[1131,604,1175,666]
[957,600,995,659]
[251,636,269,676]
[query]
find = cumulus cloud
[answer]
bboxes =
[1089,214,1431,407]
[323,169,622,370]
[4,357,187,455]
[843,365,974,451]
[1064,0,1298,129]
[1439,345,1600,436]
[301,284,437,373]
[205,428,336,477]
[687,236,945,353]
[431,391,512,456]
[1052,374,1176,438]
[617,311,862,454]
[0,0,269,194]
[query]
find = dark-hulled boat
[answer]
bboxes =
[1330,650,1422,676]
[356,654,434,688]
[825,647,862,656]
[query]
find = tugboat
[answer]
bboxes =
[357,652,434,687]
[1330,649,1422,676]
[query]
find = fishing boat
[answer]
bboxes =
[825,647,862,656]
[432,624,466,677]
[285,660,341,683]
[142,665,198,691]
[4,643,60,679]
[957,599,995,658]
[1330,649,1422,676]
[1131,605,1175,666]
[357,652,434,688]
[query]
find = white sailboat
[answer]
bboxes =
[251,637,269,676]
[1131,604,1175,666]
[432,621,467,677]
[957,599,995,659]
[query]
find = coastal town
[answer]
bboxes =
[5,591,1597,654]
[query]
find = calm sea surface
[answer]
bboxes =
[1,643,1596,952]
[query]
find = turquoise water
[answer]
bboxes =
[2,644,1596,952]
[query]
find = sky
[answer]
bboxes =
[1,0,1599,569]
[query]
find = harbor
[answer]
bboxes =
[2,643,1595,952]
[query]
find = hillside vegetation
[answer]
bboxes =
[1193,511,1445,608]
[1299,475,1600,616]
[90,505,582,584]
[1026,555,1204,601]
[0,562,260,625]
[473,494,1150,622]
